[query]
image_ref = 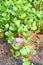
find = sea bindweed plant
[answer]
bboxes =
[0,0,43,65]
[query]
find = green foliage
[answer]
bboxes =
[31,50,36,55]
[10,48,14,54]
[23,37,31,43]
[15,51,20,57]
[20,46,32,56]
[23,61,34,65]
[0,0,43,43]
[23,58,34,65]
[20,46,36,57]
[23,61,31,65]
[12,43,20,50]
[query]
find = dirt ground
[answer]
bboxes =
[28,34,43,65]
[0,34,43,65]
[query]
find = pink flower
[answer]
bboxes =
[15,38,23,44]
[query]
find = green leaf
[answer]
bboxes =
[23,61,31,65]
[31,21,37,31]
[15,51,20,57]
[15,20,20,27]
[36,12,40,18]
[29,0,32,2]
[9,26,14,31]
[25,46,32,53]
[10,49,14,53]
[23,37,31,43]
[8,37,14,43]
[13,6,17,11]
[20,46,32,56]
[20,13,26,19]
[5,24,9,29]
[5,31,13,37]
[31,63,34,65]
[31,26,37,31]
[0,29,3,32]
[12,43,20,50]
[20,48,27,56]
[31,50,36,55]
[18,26,23,34]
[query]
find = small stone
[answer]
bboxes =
[16,58,23,65]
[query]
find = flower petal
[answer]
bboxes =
[15,38,23,44]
